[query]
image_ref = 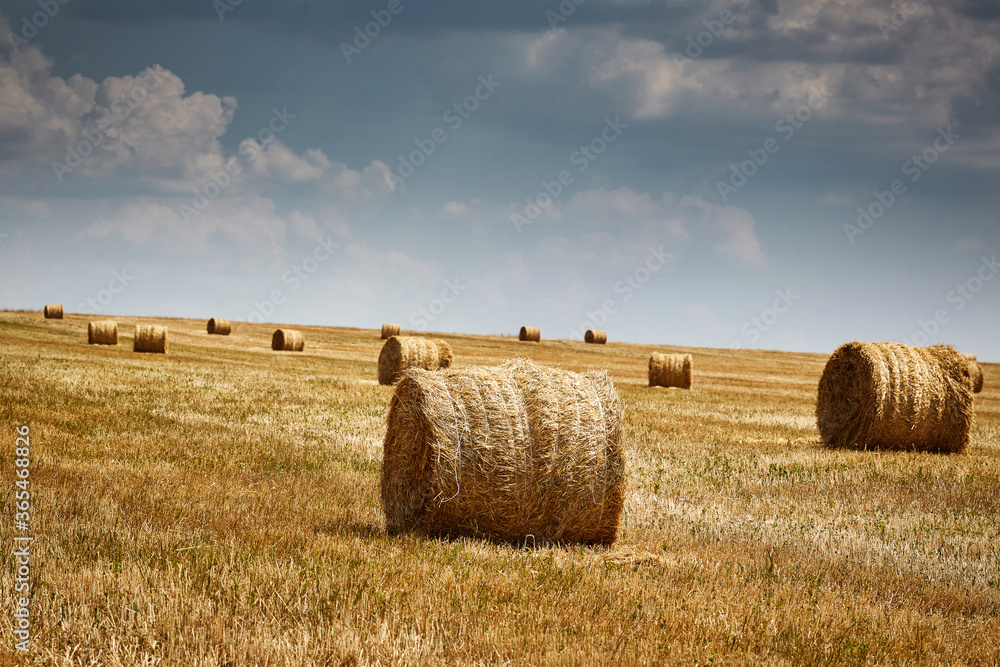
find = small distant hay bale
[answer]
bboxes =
[962,353,984,394]
[43,304,63,319]
[381,358,626,545]
[381,323,401,339]
[272,329,304,352]
[648,353,692,389]
[378,336,453,385]
[88,321,118,346]
[519,326,540,342]
[207,318,231,336]
[134,325,167,354]
[585,329,607,344]
[816,341,973,453]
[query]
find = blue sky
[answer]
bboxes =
[1,0,998,359]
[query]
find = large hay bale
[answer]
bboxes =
[585,329,607,344]
[519,326,540,342]
[272,329,304,351]
[207,318,231,336]
[43,304,63,319]
[381,323,401,339]
[377,336,453,385]
[962,353,984,394]
[134,325,167,354]
[816,342,973,453]
[648,353,692,389]
[88,321,118,346]
[381,358,626,545]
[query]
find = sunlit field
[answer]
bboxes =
[2,310,998,665]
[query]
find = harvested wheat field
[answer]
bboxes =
[1,310,998,665]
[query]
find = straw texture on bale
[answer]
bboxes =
[133,325,167,354]
[519,326,540,342]
[962,353,984,393]
[585,329,607,344]
[271,329,305,351]
[207,318,231,336]
[816,341,973,454]
[43,304,63,319]
[648,353,692,389]
[377,336,453,385]
[381,358,626,545]
[381,323,401,339]
[88,321,118,346]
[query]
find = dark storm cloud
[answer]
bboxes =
[0,0,905,67]
[0,0,690,32]
[4,0,987,95]
[956,0,1000,21]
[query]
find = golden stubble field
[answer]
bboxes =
[1,310,998,666]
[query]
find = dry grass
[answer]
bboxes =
[1,310,998,665]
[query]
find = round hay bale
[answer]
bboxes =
[43,304,63,319]
[816,341,973,453]
[377,336,453,385]
[585,329,607,344]
[648,352,692,389]
[961,353,984,394]
[271,329,304,351]
[381,323,401,339]
[133,325,167,354]
[381,358,626,545]
[207,318,231,336]
[519,326,540,342]
[88,321,118,346]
